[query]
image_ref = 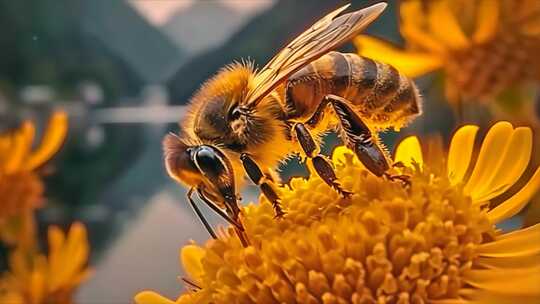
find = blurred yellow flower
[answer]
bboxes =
[0,222,92,304]
[355,0,540,103]
[0,111,68,174]
[0,111,90,303]
[135,121,540,304]
[0,111,68,222]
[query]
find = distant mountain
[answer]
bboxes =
[163,1,247,55]
[82,0,183,83]
[0,0,143,101]
[166,0,398,103]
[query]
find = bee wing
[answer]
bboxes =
[243,2,387,107]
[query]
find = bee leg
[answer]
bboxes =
[293,123,352,198]
[240,153,286,218]
[187,188,217,239]
[324,94,392,178]
[383,172,411,187]
[196,188,244,231]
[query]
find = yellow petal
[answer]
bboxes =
[177,293,202,304]
[48,225,65,264]
[447,125,478,185]
[487,167,540,223]
[47,226,66,290]
[401,24,448,54]
[393,136,423,168]
[332,146,353,166]
[64,222,89,266]
[428,0,470,50]
[134,291,177,304]
[400,0,425,28]
[473,0,500,44]
[463,267,540,296]
[50,222,89,292]
[474,127,532,202]
[29,270,46,304]
[464,122,513,200]
[62,222,89,284]
[4,121,35,174]
[24,111,68,171]
[331,146,363,169]
[524,195,540,227]
[181,244,205,284]
[400,0,448,54]
[354,36,443,77]
[429,299,468,304]
[462,288,540,304]
[476,253,540,270]
[476,223,540,257]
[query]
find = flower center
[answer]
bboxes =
[445,32,540,100]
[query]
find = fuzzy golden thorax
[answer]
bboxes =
[182,63,290,161]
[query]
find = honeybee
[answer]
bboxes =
[163,2,421,246]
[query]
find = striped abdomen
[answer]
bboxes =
[285,51,421,129]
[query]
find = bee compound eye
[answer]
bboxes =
[194,146,227,180]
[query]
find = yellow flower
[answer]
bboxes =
[0,111,68,174]
[0,111,68,222]
[135,121,540,304]
[355,0,540,103]
[0,111,90,303]
[0,222,92,304]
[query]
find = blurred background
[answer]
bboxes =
[0,0,537,303]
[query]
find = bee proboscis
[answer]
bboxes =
[163,2,422,246]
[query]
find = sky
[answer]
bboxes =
[129,0,276,26]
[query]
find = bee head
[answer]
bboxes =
[163,133,237,204]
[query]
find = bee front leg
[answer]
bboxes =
[324,94,409,185]
[187,188,217,239]
[240,153,286,218]
[293,123,352,198]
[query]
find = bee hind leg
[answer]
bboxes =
[293,123,352,198]
[240,153,286,218]
[317,95,407,186]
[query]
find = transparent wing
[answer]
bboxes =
[243,2,387,107]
